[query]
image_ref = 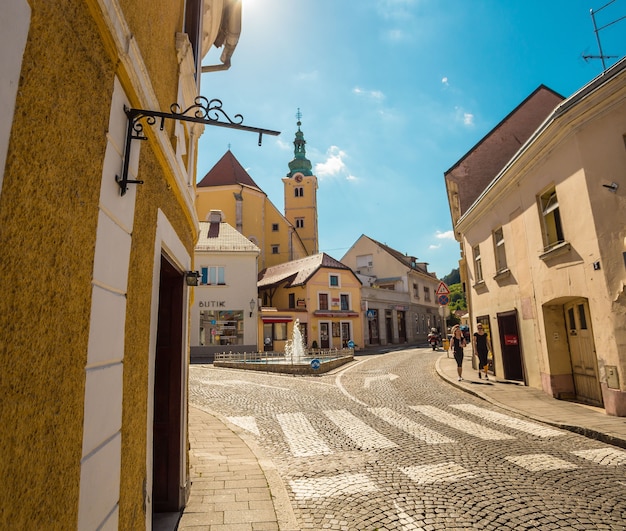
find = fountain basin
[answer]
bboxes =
[213,349,354,375]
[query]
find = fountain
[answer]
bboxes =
[213,318,354,374]
[284,319,306,364]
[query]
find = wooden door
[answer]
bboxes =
[566,300,602,407]
[153,256,184,512]
[320,322,330,348]
[496,311,524,381]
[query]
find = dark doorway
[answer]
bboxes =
[397,311,406,342]
[368,310,380,345]
[153,255,184,513]
[496,310,525,382]
[385,310,393,344]
[320,322,330,348]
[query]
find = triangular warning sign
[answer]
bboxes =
[436,281,450,295]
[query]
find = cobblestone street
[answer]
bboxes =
[189,348,626,530]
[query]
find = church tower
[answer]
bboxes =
[283,111,319,255]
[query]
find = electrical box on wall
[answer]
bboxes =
[606,365,620,389]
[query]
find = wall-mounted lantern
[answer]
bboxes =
[185,271,200,287]
[249,298,256,317]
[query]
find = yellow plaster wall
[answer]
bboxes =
[307,269,364,348]
[0,1,113,527]
[0,0,197,527]
[118,147,195,529]
[196,186,309,270]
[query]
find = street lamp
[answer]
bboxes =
[249,298,256,317]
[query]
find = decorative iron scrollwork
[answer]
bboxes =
[169,97,244,125]
[116,99,280,195]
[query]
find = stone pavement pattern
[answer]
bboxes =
[178,407,297,530]
[183,348,626,530]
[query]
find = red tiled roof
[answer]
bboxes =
[197,150,262,190]
[257,253,353,288]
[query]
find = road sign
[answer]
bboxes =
[436,281,450,295]
[438,294,449,306]
[310,358,321,370]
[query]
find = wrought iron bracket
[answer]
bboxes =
[115,97,280,195]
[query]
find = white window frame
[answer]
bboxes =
[201,266,225,285]
[473,245,483,283]
[539,187,565,251]
[493,227,507,273]
[329,274,340,288]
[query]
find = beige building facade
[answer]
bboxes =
[446,58,626,416]
[341,235,444,347]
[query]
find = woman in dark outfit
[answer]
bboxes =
[450,324,467,381]
[473,324,492,380]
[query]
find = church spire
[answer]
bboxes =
[287,108,313,177]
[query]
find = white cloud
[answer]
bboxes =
[353,87,385,101]
[435,230,455,240]
[441,76,449,86]
[454,107,475,127]
[429,244,441,250]
[315,146,346,177]
[315,146,351,180]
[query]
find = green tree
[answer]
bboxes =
[448,283,466,312]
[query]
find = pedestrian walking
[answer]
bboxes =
[472,323,492,380]
[450,324,467,381]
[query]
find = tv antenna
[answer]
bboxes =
[582,0,624,70]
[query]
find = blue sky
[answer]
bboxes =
[198,0,624,278]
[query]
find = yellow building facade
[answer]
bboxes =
[258,254,364,352]
[196,149,311,270]
[446,58,626,416]
[0,1,247,528]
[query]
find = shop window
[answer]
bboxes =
[200,266,225,285]
[199,310,243,346]
[274,322,287,341]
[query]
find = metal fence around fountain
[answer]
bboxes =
[213,348,355,375]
